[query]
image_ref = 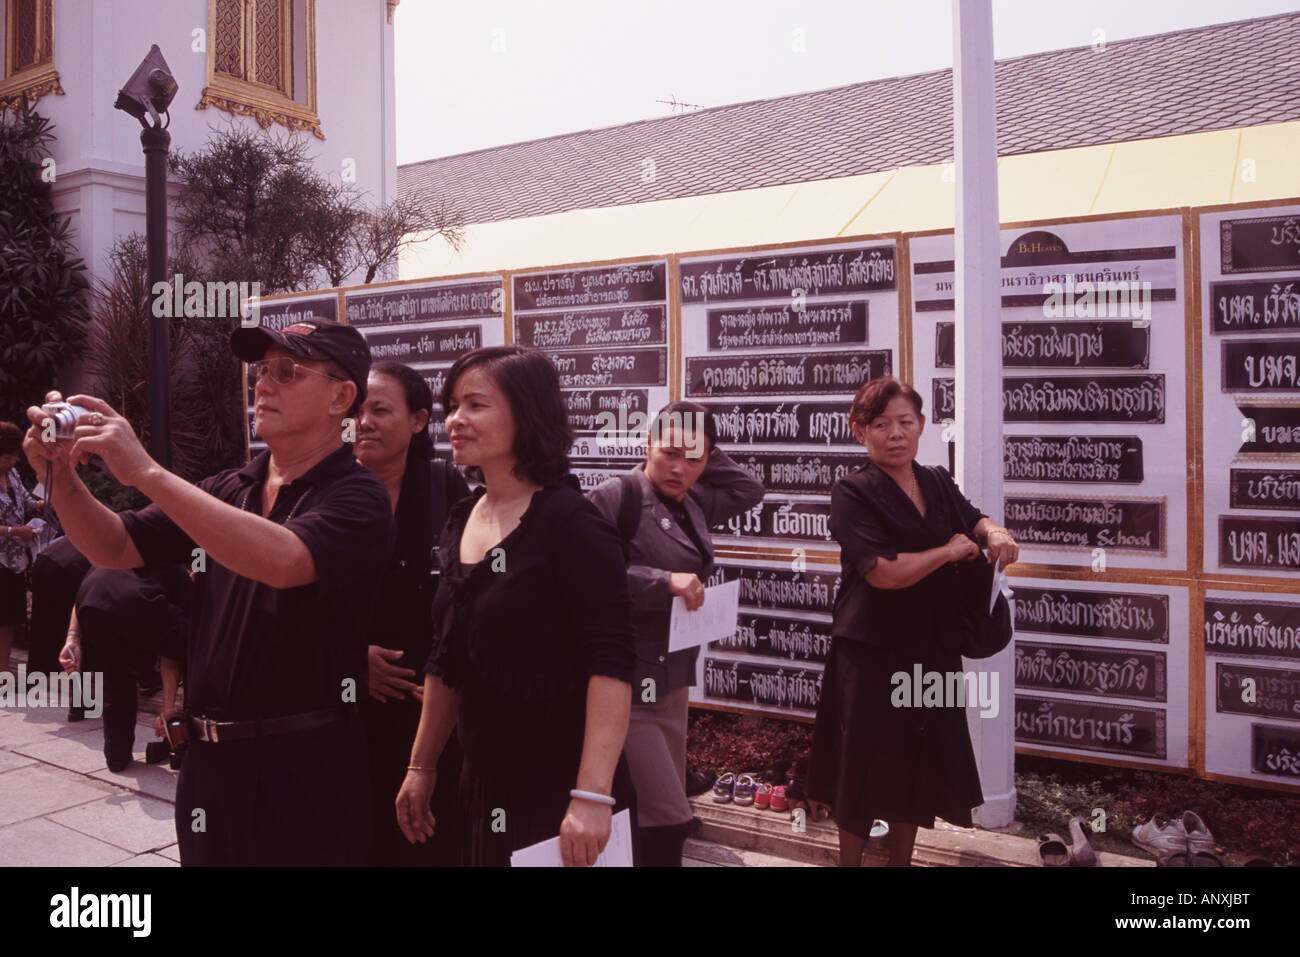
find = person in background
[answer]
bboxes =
[59,563,190,771]
[587,401,765,866]
[807,376,1019,866]
[27,536,91,691]
[395,345,636,867]
[0,421,47,672]
[354,361,470,866]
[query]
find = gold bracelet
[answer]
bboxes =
[407,764,437,773]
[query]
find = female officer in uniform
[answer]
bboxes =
[587,402,764,865]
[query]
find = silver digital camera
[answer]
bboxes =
[40,401,91,439]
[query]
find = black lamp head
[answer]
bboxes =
[114,44,178,127]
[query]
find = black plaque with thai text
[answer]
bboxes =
[1015,641,1166,701]
[687,351,891,397]
[345,280,501,326]
[711,613,833,664]
[933,375,1166,423]
[547,348,666,388]
[361,324,481,363]
[706,563,841,616]
[1218,516,1300,570]
[732,450,863,495]
[516,305,667,349]
[703,657,823,713]
[1215,663,1300,720]
[701,401,858,446]
[681,248,896,304]
[1229,469,1300,511]
[1251,723,1300,777]
[1014,587,1169,643]
[1209,278,1300,333]
[513,263,666,311]
[1204,596,1300,662]
[1221,215,1300,275]
[1237,404,1300,454]
[1222,339,1300,392]
[713,500,834,544]
[253,295,337,329]
[706,300,867,350]
[1004,435,1144,483]
[1015,694,1166,759]
[1005,497,1164,552]
[936,321,1150,369]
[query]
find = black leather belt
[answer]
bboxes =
[187,706,355,744]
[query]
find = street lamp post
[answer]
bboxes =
[114,45,177,470]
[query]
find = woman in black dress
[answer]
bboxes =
[807,376,1019,866]
[355,362,470,865]
[395,346,636,866]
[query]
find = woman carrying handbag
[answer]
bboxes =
[807,377,1018,866]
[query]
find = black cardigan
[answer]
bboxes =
[829,460,984,654]
[425,477,636,701]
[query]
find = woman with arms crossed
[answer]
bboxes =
[807,376,1018,866]
[395,346,636,866]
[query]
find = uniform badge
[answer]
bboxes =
[660,517,672,531]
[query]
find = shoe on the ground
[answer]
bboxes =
[754,782,772,810]
[711,771,736,803]
[733,773,758,807]
[685,765,716,797]
[1038,833,1070,867]
[104,743,132,774]
[1068,815,1098,867]
[1131,814,1187,860]
[1181,811,1215,855]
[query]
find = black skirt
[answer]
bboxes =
[807,637,984,838]
[0,567,27,626]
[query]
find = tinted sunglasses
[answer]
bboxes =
[249,356,344,386]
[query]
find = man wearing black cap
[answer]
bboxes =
[23,318,394,865]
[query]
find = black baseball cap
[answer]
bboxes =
[231,317,371,408]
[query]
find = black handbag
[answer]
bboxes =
[932,468,1014,659]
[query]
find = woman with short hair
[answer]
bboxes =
[807,376,1019,866]
[395,345,637,866]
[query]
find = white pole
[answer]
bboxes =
[952,0,1014,828]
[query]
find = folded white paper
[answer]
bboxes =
[509,808,633,867]
[668,579,741,652]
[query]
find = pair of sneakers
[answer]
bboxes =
[1131,811,1218,865]
[712,772,758,805]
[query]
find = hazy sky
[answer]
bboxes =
[394,0,1300,164]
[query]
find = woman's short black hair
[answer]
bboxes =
[648,401,718,453]
[441,345,571,487]
[0,422,22,457]
[848,376,924,431]
[371,361,435,460]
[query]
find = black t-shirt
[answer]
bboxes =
[120,445,395,720]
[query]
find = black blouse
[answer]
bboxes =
[424,477,636,701]
[829,460,985,654]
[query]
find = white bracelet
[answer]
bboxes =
[569,788,615,806]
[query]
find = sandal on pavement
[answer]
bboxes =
[733,773,758,807]
[1068,815,1098,867]
[1038,833,1070,867]
[712,771,736,803]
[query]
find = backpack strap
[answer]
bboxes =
[615,471,643,559]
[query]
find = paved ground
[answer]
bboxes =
[0,688,181,867]
[0,649,798,867]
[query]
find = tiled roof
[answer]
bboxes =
[399,12,1300,225]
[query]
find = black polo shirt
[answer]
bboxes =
[119,444,394,721]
